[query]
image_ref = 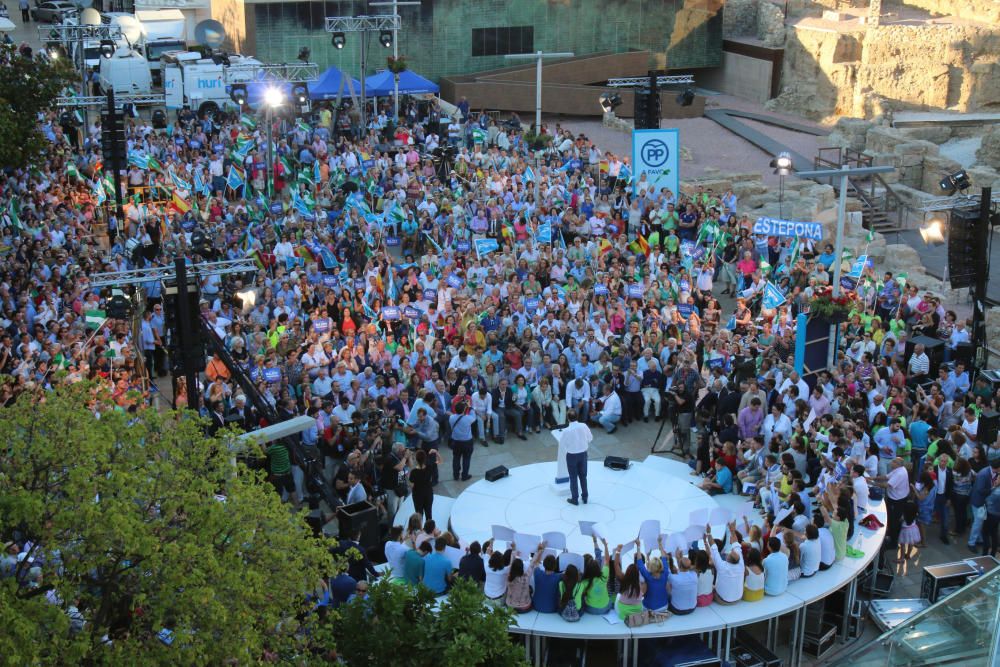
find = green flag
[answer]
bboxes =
[296,120,311,134]
[7,199,22,230]
[66,162,82,181]
[240,113,257,130]
[147,156,163,172]
[84,309,106,330]
[866,228,875,243]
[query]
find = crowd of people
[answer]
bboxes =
[3,43,1000,631]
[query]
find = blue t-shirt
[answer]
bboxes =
[909,420,931,451]
[532,569,561,613]
[403,549,424,585]
[422,552,452,594]
[763,552,789,596]
[716,465,734,494]
[637,560,670,611]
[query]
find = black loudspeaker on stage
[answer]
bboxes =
[485,465,509,482]
[604,456,630,470]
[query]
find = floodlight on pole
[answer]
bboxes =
[264,87,284,108]
[379,30,393,47]
[331,32,346,49]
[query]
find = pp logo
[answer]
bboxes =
[640,139,670,168]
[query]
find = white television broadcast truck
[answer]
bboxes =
[161,51,262,116]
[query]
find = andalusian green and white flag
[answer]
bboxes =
[240,113,257,130]
[7,199,21,230]
[866,228,876,243]
[471,127,487,144]
[84,310,106,330]
[296,120,311,134]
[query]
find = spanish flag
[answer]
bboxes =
[629,234,651,257]
[171,191,191,214]
[599,238,613,257]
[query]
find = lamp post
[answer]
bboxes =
[794,164,896,369]
[770,152,793,219]
[370,0,420,121]
[263,87,284,199]
[503,50,575,134]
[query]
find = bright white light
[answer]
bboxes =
[236,289,256,309]
[919,219,945,246]
[775,153,793,169]
[263,87,284,108]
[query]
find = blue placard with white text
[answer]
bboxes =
[632,129,679,197]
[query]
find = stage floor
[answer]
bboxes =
[449,456,752,555]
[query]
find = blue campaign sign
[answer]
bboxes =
[270,202,283,214]
[707,357,727,370]
[189,140,202,149]
[213,143,225,153]
[263,367,282,383]
[848,255,868,279]
[174,137,186,146]
[385,236,401,246]
[313,318,330,333]
[840,276,858,292]
[403,306,422,320]
[525,297,540,312]
[423,288,437,302]
[382,306,401,321]
[456,239,471,252]
[762,282,786,310]
[632,129,679,197]
[752,217,824,241]
[690,245,706,261]
[322,275,338,288]
[676,303,694,319]
[627,283,645,299]
[353,278,366,291]
[594,283,609,296]
[446,274,463,289]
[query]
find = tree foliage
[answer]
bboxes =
[334,577,529,667]
[0,384,339,664]
[0,44,76,169]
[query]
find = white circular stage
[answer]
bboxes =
[449,456,750,554]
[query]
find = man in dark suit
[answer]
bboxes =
[969,457,1000,549]
[387,387,414,423]
[333,528,379,581]
[932,454,955,543]
[491,377,524,443]
[207,400,227,437]
[431,380,453,439]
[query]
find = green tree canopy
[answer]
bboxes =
[0,384,339,664]
[0,43,75,169]
[334,577,529,667]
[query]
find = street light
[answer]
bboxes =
[263,87,284,198]
[770,151,793,218]
[919,218,945,246]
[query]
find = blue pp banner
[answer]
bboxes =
[594,284,609,296]
[632,129,679,197]
[525,297,539,312]
[386,236,401,246]
[753,217,824,241]
[403,306,422,320]
[848,255,868,279]
[270,202,283,214]
[381,306,401,321]
[762,282,786,310]
[322,275,338,288]
[456,239,471,252]
[313,318,330,333]
[423,288,437,302]
[676,303,694,319]
[263,367,282,383]
[189,140,202,149]
[627,284,644,299]
[446,274,463,289]
[840,276,858,292]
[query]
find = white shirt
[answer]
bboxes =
[554,421,593,454]
[853,475,870,514]
[818,527,835,566]
[566,381,591,406]
[799,538,821,577]
[471,391,494,415]
[346,481,367,505]
[600,392,622,418]
[384,540,409,577]
[710,544,744,603]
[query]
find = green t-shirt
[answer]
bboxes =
[583,565,610,608]
[830,518,848,561]
[665,234,680,252]
[558,580,584,609]
[267,443,291,475]
[660,212,679,231]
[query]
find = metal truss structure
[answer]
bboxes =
[222,62,320,85]
[607,75,695,88]
[88,258,258,289]
[324,14,401,33]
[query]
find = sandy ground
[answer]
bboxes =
[553,93,830,188]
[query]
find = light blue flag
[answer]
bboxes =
[169,168,191,192]
[314,160,322,185]
[558,229,567,250]
[555,160,572,173]
[762,282,786,310]
[226,166,245,191]
[725,314,737,331]
[128,151,148,170]
[537,221,551,244]
[422,231,443,254]
[474,237,499,259]
[193,168,207,196]
[618,164,632,184]
[524,166,535,182]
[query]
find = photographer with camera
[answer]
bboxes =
[404,407,441,486]
[449,401,478,482]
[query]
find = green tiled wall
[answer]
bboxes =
[250,0,722,83]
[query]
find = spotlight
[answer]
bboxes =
[332,32,346,49]
[292,83,309,106]
[236,289,256,310]
[191,229,212,256]
[297,46,311,62]
[675,88,695,107]
[264,87,284,108]
[99,39,116,59]
[46,43,65,60]
[919,219,945,246]
[229,83,248,106]
[379,30,393,48]
[939,169,971,195]
[599,92,622,114]
[770,151,793,176]
[106,292,131,320]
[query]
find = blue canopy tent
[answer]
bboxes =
[310,66,362,100]
[362,69,439,97]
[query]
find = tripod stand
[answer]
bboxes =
[650,406,688,458]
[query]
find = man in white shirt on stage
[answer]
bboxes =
[556,410,593,506]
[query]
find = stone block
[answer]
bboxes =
[680,178,733,194]
[866,126,909,154]
[967,166,1000,189]
[890,183,939,210]
[748,192,779,208]
[976,126,1000,172]
[921,154,964,194]
[893,140,939,158]
[901,126,953,144]
[732,181,769,199]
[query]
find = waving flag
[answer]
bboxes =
[92,178,106,205]
[296,120,311,134]
[128,152,148,170]
[146,156,163,172]
[193,168,208,196]
[471,127,487,144]
[474,237,499,258]
[170,191,191,215]
[226,165,245,191]
[169,168,191,192]
[422,231,443,254]
[523,166,535,182]
[762,282,786,310]
[537,221,552,244]
[313,160,322,185]
[240,113,257,130]
[618,164,632,184]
